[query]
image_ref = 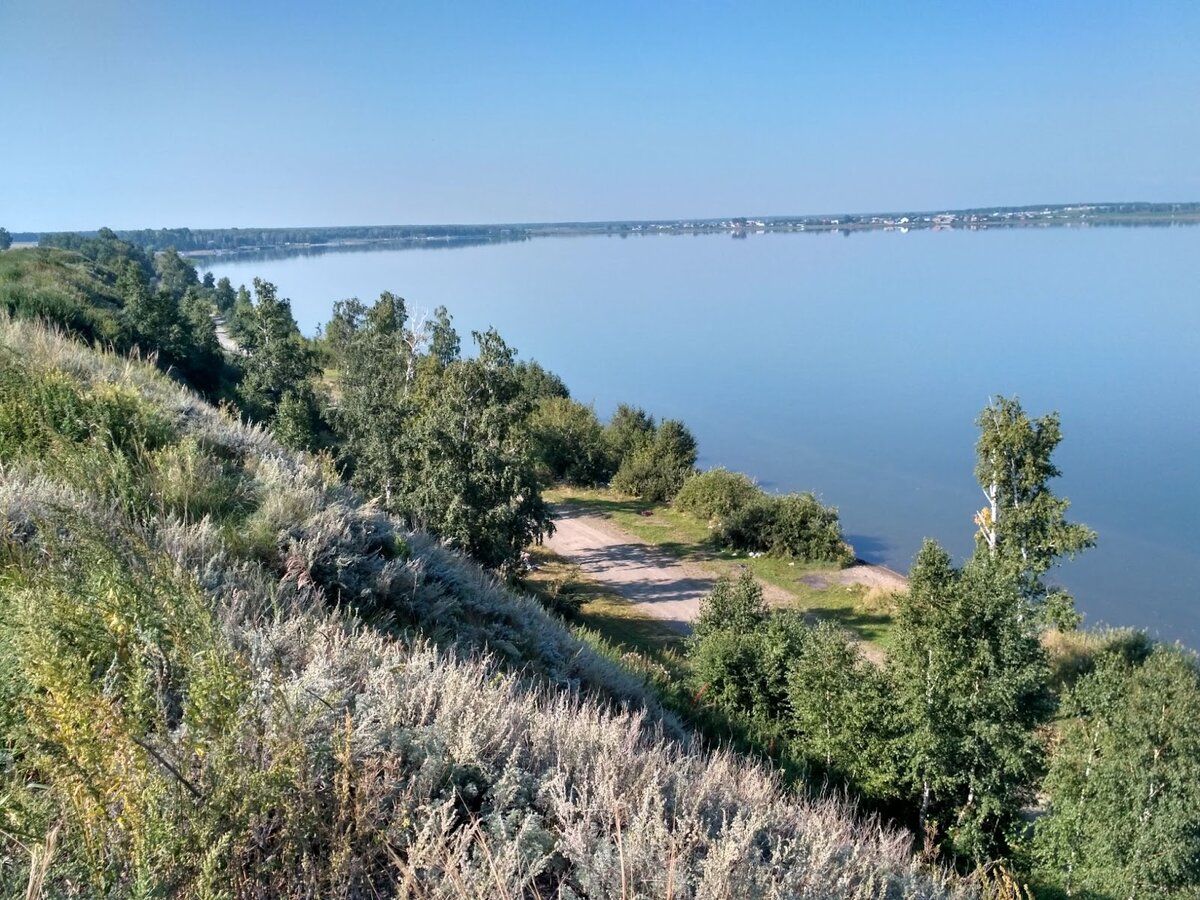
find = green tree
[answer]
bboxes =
[603,404,655,466]
[400,329,552,570]
[693,569,768,640]
[120,261,183,359]
[611,418,697,501]
[213,276,237,313]
[237,279,316,421]
[330,304,551,571]
[974,396,1096,626]
[690,573,799,724]
[229,285,254,341]
[179,289,219,357]
[153,247,199,299]
[325,294,414,504]
[428,304,460,365]
[0,227,11,251]
[1036,644,1200,898]
[787,621,894,793]
[890,542,1051,862]
[527,397,614,485]
[272,388,322,451]
[513,359,569,402]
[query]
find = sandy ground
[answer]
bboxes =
[545,503,906,640]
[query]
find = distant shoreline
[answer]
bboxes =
[21,200,1200,262]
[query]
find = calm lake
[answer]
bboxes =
[202,227,1200,644]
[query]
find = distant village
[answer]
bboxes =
[556,201,1200,238]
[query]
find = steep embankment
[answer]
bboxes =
[0,315,961,897]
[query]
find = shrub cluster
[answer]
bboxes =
[527,396,615,486]
[689,572,891,793]
[677,467,854,565]
[609,414,698,502]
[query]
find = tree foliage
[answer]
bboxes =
[611,417,697,501]
[1036,644,1200,898]
[528,396,615,486]
[328,296,549,572]
[237,278,317,421]
[603,403,655,465]
[975,396,1096,627]
[787,621,894,791]
[401,329,552,570]
[890,542,1051,863]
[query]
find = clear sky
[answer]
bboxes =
[2,0,1198,230]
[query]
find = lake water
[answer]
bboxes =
[202,227,1200,645]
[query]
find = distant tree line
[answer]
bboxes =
[41,224,532,254]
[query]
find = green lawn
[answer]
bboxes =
[545,486,898,649]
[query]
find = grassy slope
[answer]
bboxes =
[546,486,898,648]
[0,315,960,898]
[0,248,127,346]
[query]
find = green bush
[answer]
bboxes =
[766,493,854,565]
[0,358,172,463]
[675,467,762,520]
[715,496,778,553]
[610,418,697,501]
[715,492,853,565]
[150,437,255,522]
[528,396,615,485]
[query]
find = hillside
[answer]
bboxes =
[0,313,960,897]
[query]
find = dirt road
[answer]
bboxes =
[544,503,907,646]
[545,505,717,633]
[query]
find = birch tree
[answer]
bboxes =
[974,396,1096,626]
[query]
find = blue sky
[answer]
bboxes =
[2,0,1198,230]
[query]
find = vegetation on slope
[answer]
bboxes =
[0,315,958,897]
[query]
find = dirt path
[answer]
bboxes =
[546,505,719,633]
[213,316,242,355]
[545,503,905,646]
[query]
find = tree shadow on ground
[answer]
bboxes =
[810,604,893,645]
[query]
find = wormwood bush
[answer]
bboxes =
[0,248,126,347]
[0,354,172,461]
[0,522,249,894]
